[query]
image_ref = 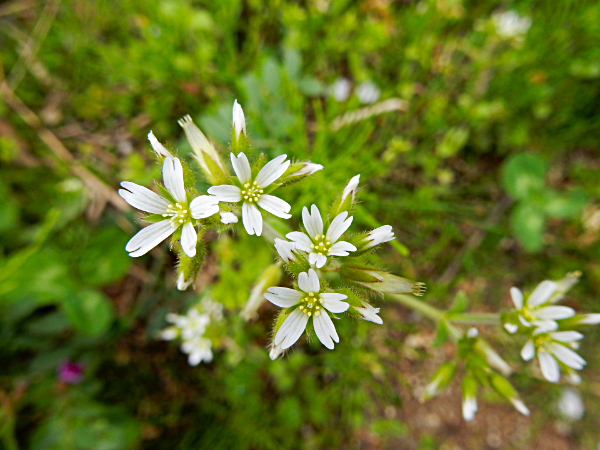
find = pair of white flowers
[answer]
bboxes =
[160,308,213,366]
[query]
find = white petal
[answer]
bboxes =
[532,320,559,333]
[356,302,383,324]
[285,232,312,251]
[302,205,323,239]
[578,313,600,325]
[275,309,308,349]
[518,315,531,327]
[313,313,339,350]
[255,155,290,187]
[118,181,169,214]
[230,152,251,184]
[207,185,241,202]
[462,397,478,421]
[326,212,353,243]
[289,163,323,177]
[341,174,360,202]
[510,287,523,310]
[510,398,530,416]
[521,340,535,361]
[298,269,320,293]
[257,194,292,219]
[315,254,327,268]
[320,293,349,313]
[220,211,238,224]
[181,222,197,257]
[363,225,394,249]
[125,220,176,257]
[147,131,172,157]
[162,157,187,203]
[264,287,303,308]
[527,280,557,306]
[550,331,584,342]
[242,202,263,236]
[538,351,560,383]
[550,344,586,370]
[536,306,576,320]
[190,195,220,219]
[328,241,357,256]
[177,273,194,291]
[504,323,518,334]
[274,238,298,262]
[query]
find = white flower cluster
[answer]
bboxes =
[492,10,531,40]
[160,299,223,366]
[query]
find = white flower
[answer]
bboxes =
[355,300,383,325]
[557,387,585,421]
[201,298,224,321]
[356,81,380,104]
[220,211,238,224]
[330,77,351,102]
[521,331,586,383]
[507,281,575,333]
[232,99,246,138]
[265,268,349,350]
[166,309,210,340]
[208,153,291,236]
[181,336,213,365]
[362,225,395,249]
[286,205,356,268]
[274,238,300,262]
[462,395,478,421]
[492,10,531,39]
[119,156,220,257]
[342,174,360,203]
[147,131,172,157]
[289,162,323,177]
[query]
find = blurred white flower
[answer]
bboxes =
[286,205,356,268]
[265,269,349,350]
[182,336,213,365]
[166,309,210,340]
[558,387,585,421]
[356,81,380,104]
[521,331,586,383]
[492,10,531,40]
[208,153,291,236]
[119,156,220,257]
[330,77,351,102]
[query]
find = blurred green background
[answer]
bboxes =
[1,0,600,448]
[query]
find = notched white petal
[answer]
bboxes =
[119,181,169,214]
[230,152,251,184]
[181,222,197,257]
[126,221,176,257]
[207,185,241,202]
[257,194,291,219]
[302,205,324,239]
[242,202,263,236]
[163,157,187,203]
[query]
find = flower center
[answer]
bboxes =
[310,235,331,256]
[163,203,190,225]
[533,334,551,349]
[241,181,263,203]
[297,292,324,317]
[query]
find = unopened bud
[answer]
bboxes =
[488,372,529,416]
[232,99,246,138]
[422,362,456,400]
[474,340,512,376]
[342,174,360,203]
[148,131,173,158]
[461,374,478,421]
[178,115,228,184]
[340,264,426,296]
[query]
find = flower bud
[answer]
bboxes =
[232,99,246,138]
[488,372,529,416]
[175,240,205,291]
[342,175,360,203]
[461,374,478,421]
[339,264,426,296]
[473,340,512,376]
[422,362,456,400]
[148,131,173,158]
[178,115,229,185]
[241,263,282,321]
[330,174,360,216]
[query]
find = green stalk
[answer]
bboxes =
[448,312,501,325]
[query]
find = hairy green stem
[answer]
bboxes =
[448,312,501,325]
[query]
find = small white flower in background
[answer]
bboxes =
[330,77,351,102]
[361,225,395,249]
[148,131,172,157]
[289,162,324,177]
[286,205,356,268]
[182,336,213,365]
[219,211,238,224]
[165,309,210,340]
[274,238,300,263]
[201,297,224,321]
[521,331,586,383]
[232,99,246,138]
[492,10,531,40]
[208,152,291,236]
[506,281,575,333]
[355,300,383,325]
[265,268,349,350]
[558,387,585,421]
[466,327,479,338]
[342,174,360,203]
[119,156,220,257]
[356,81,381,104]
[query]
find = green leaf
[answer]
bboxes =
[542,190,587,219]
[447,290,468,315]
[61,289,113,336]
[501,153,547,200]
[78,228,131,286]
[432,321,448,347]
[510,203,546,252]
